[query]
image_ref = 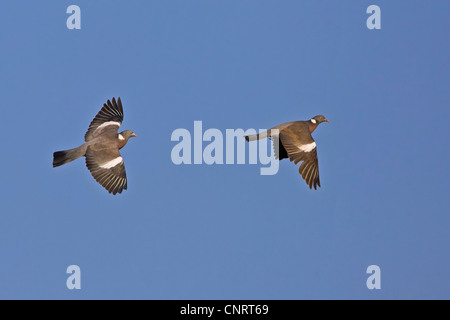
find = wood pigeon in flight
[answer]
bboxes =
[53,97,136,195]
[245,115,329,189]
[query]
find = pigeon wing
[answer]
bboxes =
[85,97,124,142]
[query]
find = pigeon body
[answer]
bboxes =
[53,98,136,195]
[245,115,329,190]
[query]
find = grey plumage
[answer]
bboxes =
[244,115,329,190]
[53,145,88,168]
[53,97,136,195]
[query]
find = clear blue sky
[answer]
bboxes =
[0,1,449,299]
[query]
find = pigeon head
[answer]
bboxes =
[119,130,137,140]
[310,115,329,124]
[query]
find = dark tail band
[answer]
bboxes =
[53,146,86,167]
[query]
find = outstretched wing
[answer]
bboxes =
[85,97,124,142]
[85,144,127,195]
[277,124,321,190]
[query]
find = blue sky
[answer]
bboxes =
[0,1,449,299]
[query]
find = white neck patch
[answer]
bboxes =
[118,134,125,141]
[310,119,317,124]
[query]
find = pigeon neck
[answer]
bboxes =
[309,122,318,133]
[117,137,129,150]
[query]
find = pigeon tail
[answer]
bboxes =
[53,145,87,168]
[244,130,270,142]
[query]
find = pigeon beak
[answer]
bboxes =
[132,133,137,137]
[324,119,329,123]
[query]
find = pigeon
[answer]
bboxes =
[245,115,329,189]
[53,97,136,195]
